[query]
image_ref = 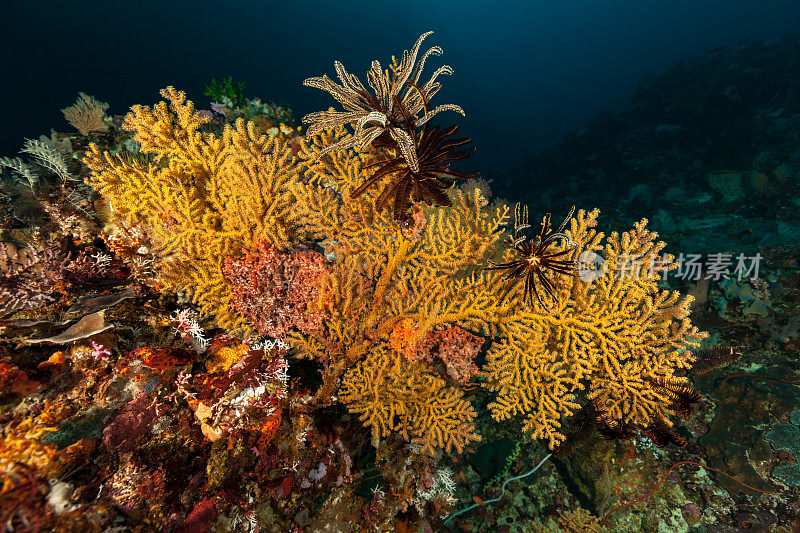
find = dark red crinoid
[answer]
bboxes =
[349,98,479,221]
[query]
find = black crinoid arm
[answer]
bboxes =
[486,205,579,307]
[350,123,480,221]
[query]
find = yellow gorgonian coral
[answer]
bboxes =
[287,126,512,452]
[84,87,303,330]
[287,125,704,453]
[528,508,603,533]
[484,208,706,449]
[339,347,480,455]
[84,87,704,456]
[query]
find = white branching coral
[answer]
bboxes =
[417,466,457,504]
[170,309,208,350]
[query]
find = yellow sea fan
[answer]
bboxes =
[484,209,706,448]
[339,347,480,454]
[84,87,302,331]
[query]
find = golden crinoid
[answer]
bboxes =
[486,203,578,307]
[302,31,464,172]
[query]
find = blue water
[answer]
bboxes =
[1,0,798,173]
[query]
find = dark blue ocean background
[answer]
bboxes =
[1,0,798,174]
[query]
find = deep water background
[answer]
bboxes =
[1,0,798,175]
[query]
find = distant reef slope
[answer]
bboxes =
[499,35,800,250]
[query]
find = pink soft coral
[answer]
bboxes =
[223,240,330,337]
